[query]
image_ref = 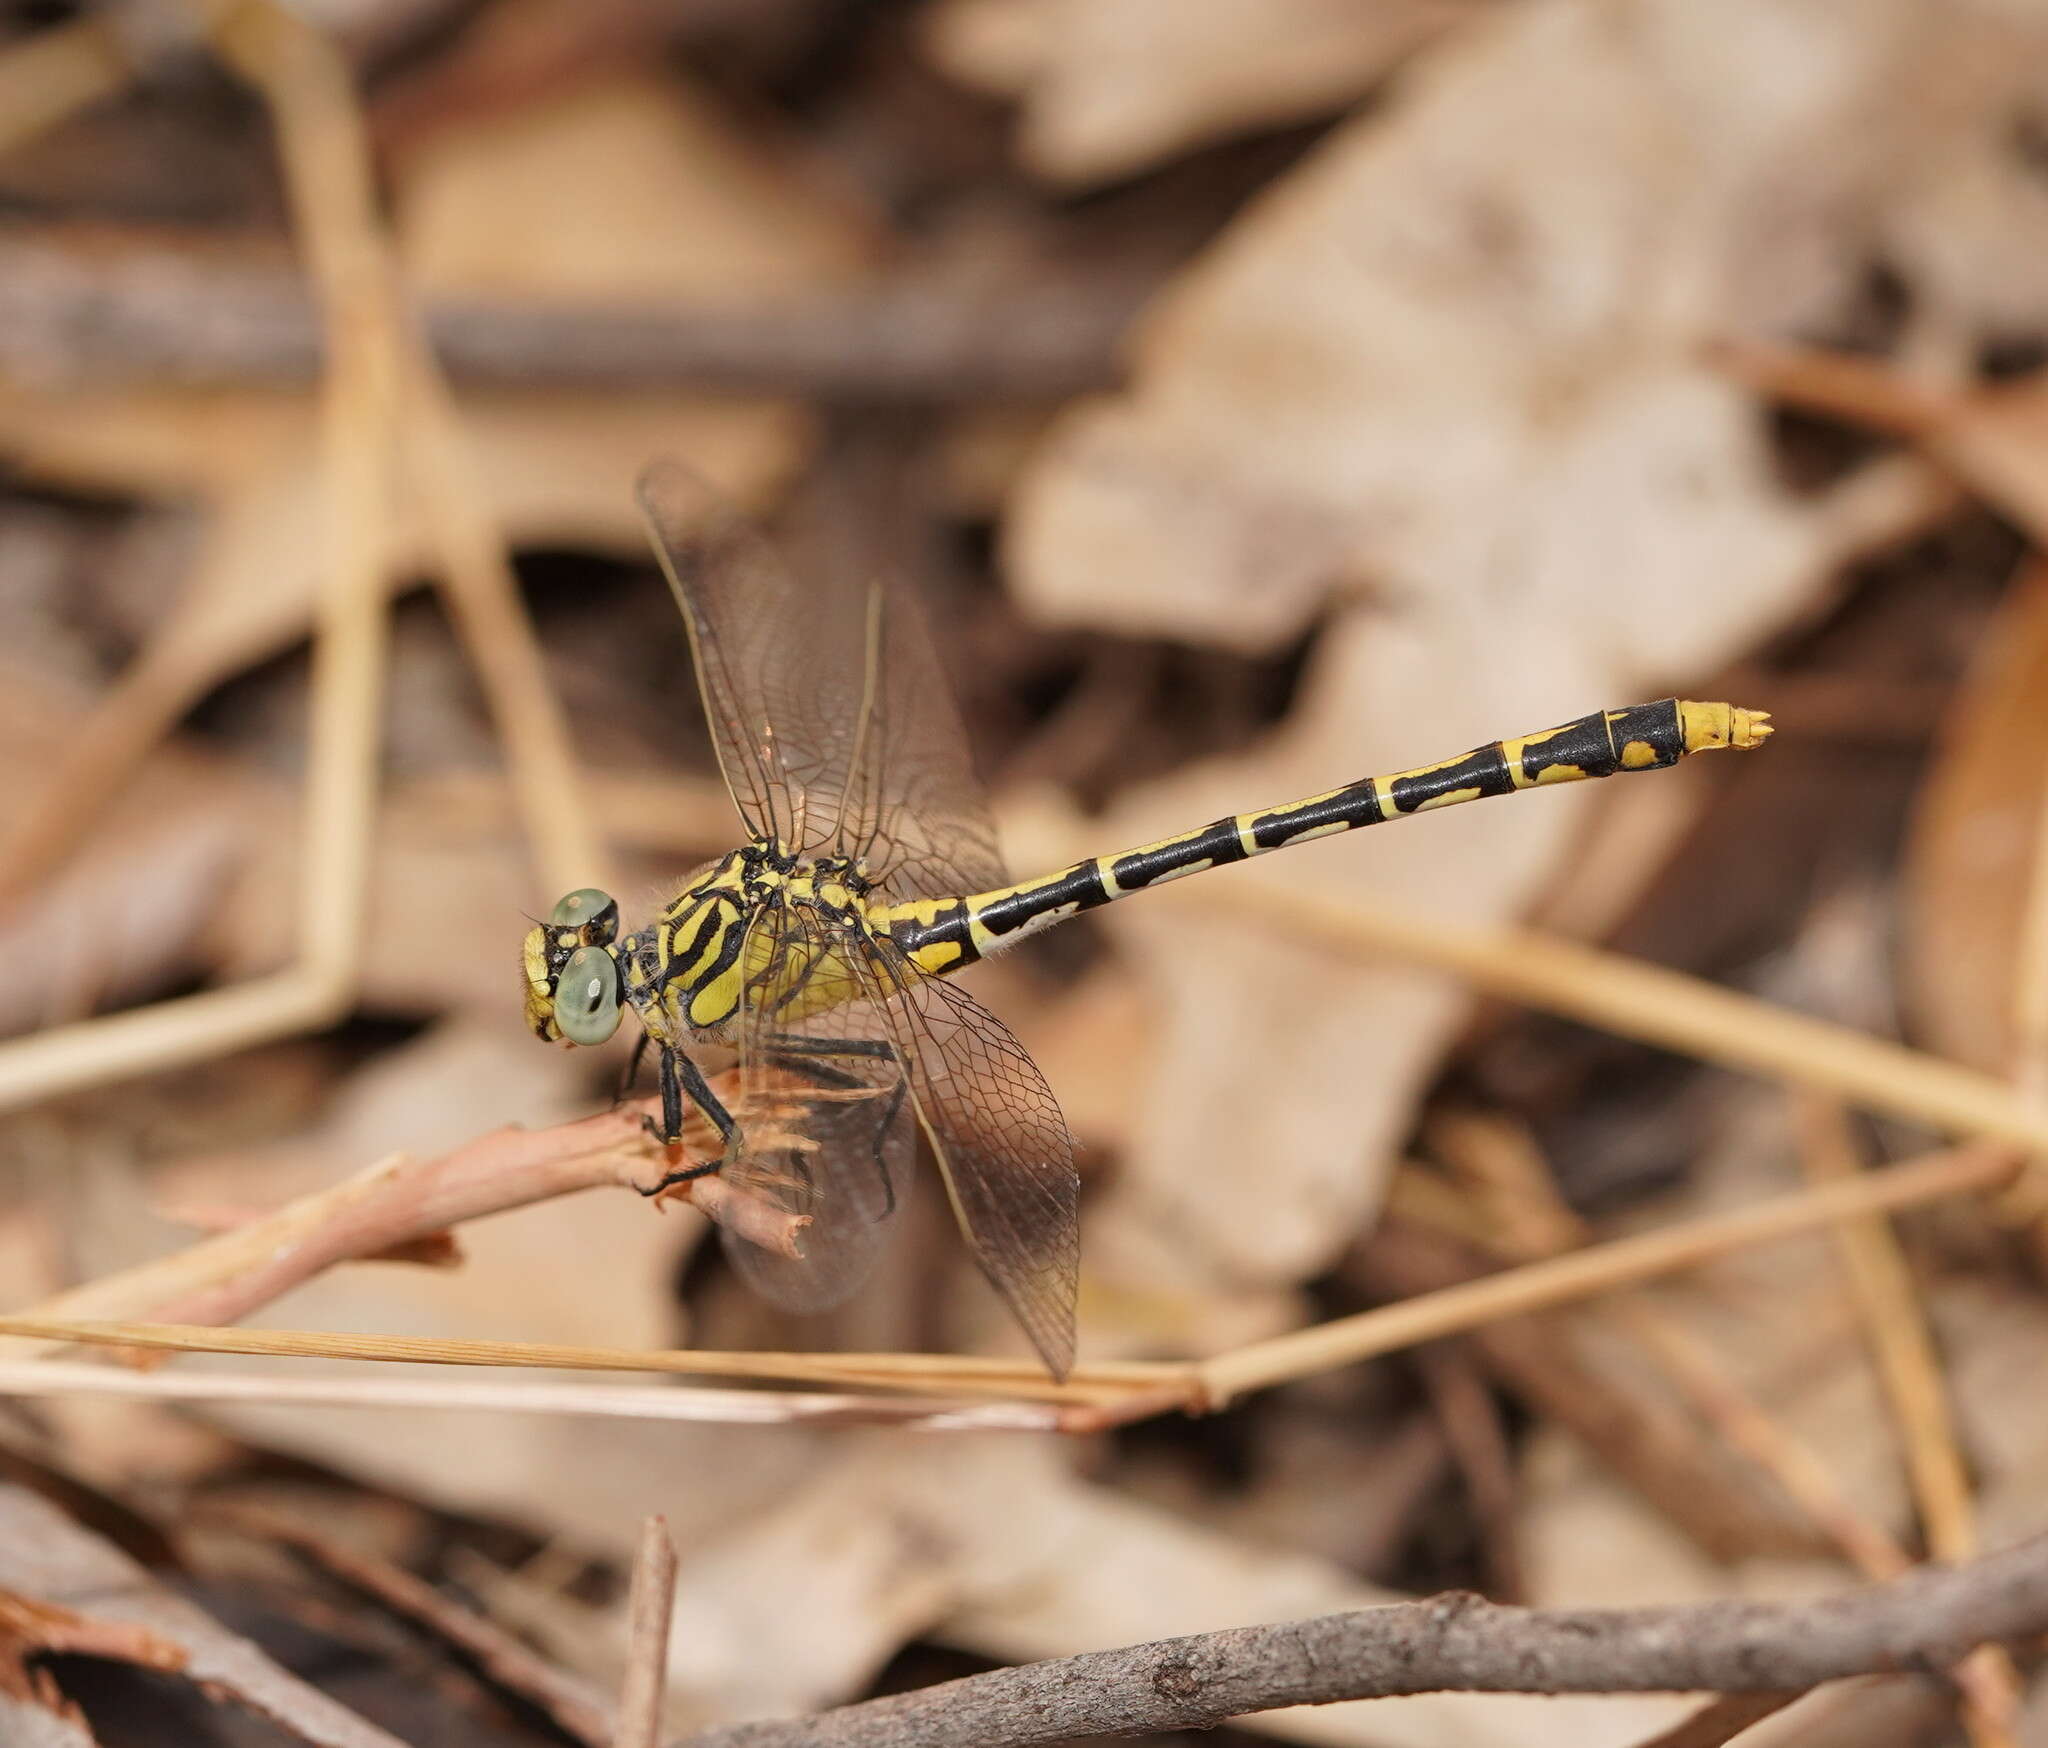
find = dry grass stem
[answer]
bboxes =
[0,1359,1066,1431]
[616,1518,676,1748]
[1612,1300,1909,1580]
[0,0,398,1110]
[1199,1143,2018,1404]
[0,1316,1180,1405]
[0,1135,2015,1427]
[1793,1096,2022,1745]
[1713,336,1957,438]
[1215,882,2048,1152]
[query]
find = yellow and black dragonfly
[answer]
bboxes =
[523,458,1772,1378]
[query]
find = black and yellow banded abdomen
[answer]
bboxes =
[883,699,1769,974]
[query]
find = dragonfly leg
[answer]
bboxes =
[762,1036,907,1218]
[641,1046,743,1194]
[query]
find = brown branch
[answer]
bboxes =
[0,235,1141,401]
[0,1083,786,1349]
[617,1518,677,1748]
[675,1534,2048,1748]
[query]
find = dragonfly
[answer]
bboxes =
[522,457,1773,1379]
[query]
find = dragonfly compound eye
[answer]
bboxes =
[549,887,620,947]
[553,945,624,1045]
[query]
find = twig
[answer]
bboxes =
[0,1359,1065,1430]
[203,1502,616,1748]
[1358,1223,1813,1560]
[617,1518,676,1748]
[0,0,401,1110]
[672,1531,2048,1747]
[0,1316,1169,1406]
[0,1098,741,1343]
[1412,1344,1522,1599]
[1713,336,1958,438]
[1197,1143,2018,1405]
[0,1358,1068,1429]
[0,1135,2012,1431]
[1793,1097,2021,1745]
[0,234,1141,400]
[1610,1302,1907,1579]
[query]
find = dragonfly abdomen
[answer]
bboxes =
[882,699,1769,972]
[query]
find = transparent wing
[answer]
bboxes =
[716,901,913,1313]
[847,936,1080,1378]
[636,457,1007,899]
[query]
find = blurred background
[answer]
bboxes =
[5,0,2048,1743]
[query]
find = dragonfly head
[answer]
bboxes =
[522,888,624,1046]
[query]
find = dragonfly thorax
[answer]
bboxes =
[615,839,882,1042]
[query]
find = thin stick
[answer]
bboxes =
[0,1359,1065,1431]
[0,1139,2013,1416]
[1198,1143,2018,1404]
[1613,1301,1908,1580]
[1212,882,2048,1152]
[674,1531,2048,1747]
[1795,1103,1981,1565]
[1793,1097,2021,1745]
[616,1518,676,1748]
[0,0,398,1110]
[0,1316,1177,1405]
[1711,336,1957,439]
[0,1079,826,1345]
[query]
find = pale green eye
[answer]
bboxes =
[549,888,619,946]
[553,946,623,1045]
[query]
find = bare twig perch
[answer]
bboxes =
[676,1533,2048,1748]
[0,1086,795,1351]
[0,235,1141,401]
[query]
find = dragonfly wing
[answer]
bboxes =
[714,901,912,1313]
[851,938,1080,1378]
[636,457,1006,898]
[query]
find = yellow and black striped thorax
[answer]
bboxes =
[880,698,1765,974]
[622,841,887,1040]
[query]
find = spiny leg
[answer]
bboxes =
[642,1045,743,1195]
[762,1035,907,1218]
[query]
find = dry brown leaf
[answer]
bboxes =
[923,0,1489,186]
[997,0,2047,1339]
[1902,569,2048,1075]
[0,1484,407,1748]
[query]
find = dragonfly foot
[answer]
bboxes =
[640,1156,724,1197]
